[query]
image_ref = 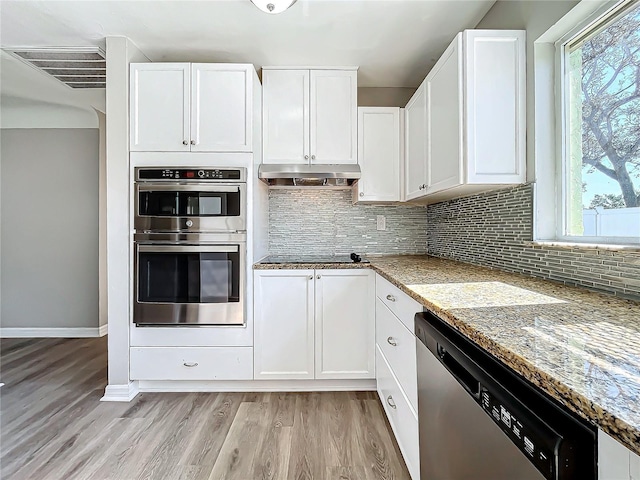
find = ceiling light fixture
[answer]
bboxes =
[250,0,297,14]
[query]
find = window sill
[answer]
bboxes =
[527,240,640,252]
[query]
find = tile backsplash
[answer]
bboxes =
[269,189,427,256]
[426,184,640,300]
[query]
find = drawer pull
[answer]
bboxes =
[183,362,199,367]
[386,395,397,409]
[386,294,396,302]
[387,336,397,346]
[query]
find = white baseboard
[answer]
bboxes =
[1,326,108,338]
[98,324,108,337]
[137,379,376,393]
[101,382,140,402]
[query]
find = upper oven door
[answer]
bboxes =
[135,183,246,233]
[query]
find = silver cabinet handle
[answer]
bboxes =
[304,155,309,160]
[387,395,397,409]
[386,294,396,302]
[359,192,364,197]
[183,362,198,367]
[387,337,397,346]
[311,155,316,160]
[309,275,313,280]
[317,275,321,279]
[182,140,188,145]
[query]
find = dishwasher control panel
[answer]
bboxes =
[481,387,555,479]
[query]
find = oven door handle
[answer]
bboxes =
[137,245,239,253]
[136,184,241,193]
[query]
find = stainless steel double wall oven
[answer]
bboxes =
[134,167,246,326]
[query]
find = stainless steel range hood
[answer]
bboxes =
[258,164,361,187]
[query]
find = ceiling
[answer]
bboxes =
[0,0,495,113]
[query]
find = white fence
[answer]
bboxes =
[583,207,640,237]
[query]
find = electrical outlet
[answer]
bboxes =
[377,215,386,231]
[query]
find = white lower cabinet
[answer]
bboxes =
[599,430,640,480]
[253,269,375,380]
[376,346,420,480]
[130,347,253,380]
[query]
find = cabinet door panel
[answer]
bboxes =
[404,81,428,200]
[427,36,463,194]
[262,69,309,164]
[464,30,525,184]
[254,270,314,379]
[310,70,357,164]
[130,63,190,152]
[357,107,401,202]
[191,64,251,152]
[315,270,374,379]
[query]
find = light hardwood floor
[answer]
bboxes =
[1,337,411,480]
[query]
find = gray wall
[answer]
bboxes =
[269,189,427,256]
[358,87,417,107]
[427,185,640,300]
[1,128,100,329]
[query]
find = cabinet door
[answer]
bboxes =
[464,30,525,184]
[262,69,309,164]
[404,80,428,200]
[254,270,315,379]
[190,64,252,152]
[310,69,357,165]
[426,35,463,194]
[598,430,633,480]
[315,269,375,379]
[130,63,190,152]
[357,107,401,202]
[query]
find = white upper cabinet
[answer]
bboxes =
[262,69,309,164]
[310,70,357,164]
[426,36,463,194]
[405,30,526,203]
[130,63,254,152]
[130,63,191,152]
[190,64,252,152]
[262,67,357,165]
[355,107,402,203]
[404,80,428,201]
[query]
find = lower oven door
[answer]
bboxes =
[134,242,245,326]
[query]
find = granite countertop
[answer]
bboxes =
[254,254,640,454]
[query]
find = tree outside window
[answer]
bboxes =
[565,1,640,240]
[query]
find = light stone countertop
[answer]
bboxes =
[254,254,640,454]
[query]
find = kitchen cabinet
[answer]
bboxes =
[262,68,357,165]
[130,63,254,152]
[253,269,374,380]
[354,107,402,203]
[375,273,422,479]
[599,430,640,480]
[405,30,526,203]
[404,80,428,201]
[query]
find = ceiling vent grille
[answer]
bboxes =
[4,47,106,89]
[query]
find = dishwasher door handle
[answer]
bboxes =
[438,343,481,398]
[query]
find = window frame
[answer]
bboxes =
[551,0,640,246]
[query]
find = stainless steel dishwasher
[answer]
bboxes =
[415,310,597,480]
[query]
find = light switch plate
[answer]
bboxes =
[377,215,386,231]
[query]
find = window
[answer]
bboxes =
[559,0,640,244]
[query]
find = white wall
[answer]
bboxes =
[0,96,99,129]
[475,0,580,181]
[1,128,100,333]
[103,37,149,400]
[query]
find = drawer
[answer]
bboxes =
[130,347,253,381]
[376,298,418,412]
[376,274,422,332]
[376,346,420,480]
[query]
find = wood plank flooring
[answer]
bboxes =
[1,338,411,480]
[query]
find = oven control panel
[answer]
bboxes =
[137,168,244,181]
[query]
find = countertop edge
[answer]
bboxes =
[253,260,640,455]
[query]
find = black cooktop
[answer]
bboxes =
[259,254,369,264]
